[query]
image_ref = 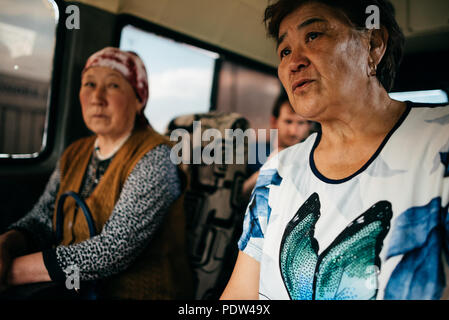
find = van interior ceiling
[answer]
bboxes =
[0,0,448,299]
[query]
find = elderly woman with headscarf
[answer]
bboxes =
[221,0,449,300]
[0,47,193,299]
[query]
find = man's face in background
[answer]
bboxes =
[271,101,311,150]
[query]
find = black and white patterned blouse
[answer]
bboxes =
[9,144,181,282]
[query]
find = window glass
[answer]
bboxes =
[120,25,218,133]
[0,0,58,157]
[389,89,449,104]
[215,60,281,140]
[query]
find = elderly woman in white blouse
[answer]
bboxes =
[222,0,449,300]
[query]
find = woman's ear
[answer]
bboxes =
[368,26,389,68]
[135,97,144,115]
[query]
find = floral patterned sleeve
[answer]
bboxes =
[8,162,61,250]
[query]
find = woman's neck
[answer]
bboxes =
[95,131,132,160]
[318,88,407,149]
[311,88,408,180]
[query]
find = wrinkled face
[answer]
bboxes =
[276,2,370,121]
[79,67,142,138]
[272,102,311,149]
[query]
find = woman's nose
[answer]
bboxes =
[288,125,298,136]
[92,85,106,105]
[288,50,310,73]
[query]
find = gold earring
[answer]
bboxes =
[369,61,377,76]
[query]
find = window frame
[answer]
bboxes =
[0,0,67,164]
[389,89,449,104]
[113,13,278,114]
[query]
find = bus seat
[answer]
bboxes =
[165,111,250,300]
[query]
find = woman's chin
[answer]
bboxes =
[291,102,323,121]
[87,124,111,136]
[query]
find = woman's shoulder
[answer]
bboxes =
[279,133,318,165]
[59,135,95,167]
[408,102,449,123]
[260,133,317,174]
[63,135,95,154]
[142,143,172,161]
[389,103,449,167]
[405,103,449,138]
[135,144,178,174]
[128,143,182,192]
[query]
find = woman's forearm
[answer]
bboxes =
[1,229,30,257]
[7,252,51,286]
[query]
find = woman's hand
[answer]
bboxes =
[0,232,15,293]
[0,230,32,292]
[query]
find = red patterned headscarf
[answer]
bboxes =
[82,47,149,109]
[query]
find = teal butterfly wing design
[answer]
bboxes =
[313,201,392,300]
[279,193,320,300]
[280,194,393,300]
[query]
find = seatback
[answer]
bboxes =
[166,111,249,299]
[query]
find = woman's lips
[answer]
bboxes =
[292,79,315,93]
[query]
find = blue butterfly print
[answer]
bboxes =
[279,193,392,300]
[384,197,449,300]
[239,169,282,251]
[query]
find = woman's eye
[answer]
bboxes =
[108,83,119,89]
[83,82,95,88]
[306,32,321,43]
[280,48,291,59]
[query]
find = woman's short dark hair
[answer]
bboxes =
[264,0,405,92]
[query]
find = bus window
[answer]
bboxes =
[0,0,58,158]
[389,89,449,104]
[215,60,281,135]
[120,25,219,133]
